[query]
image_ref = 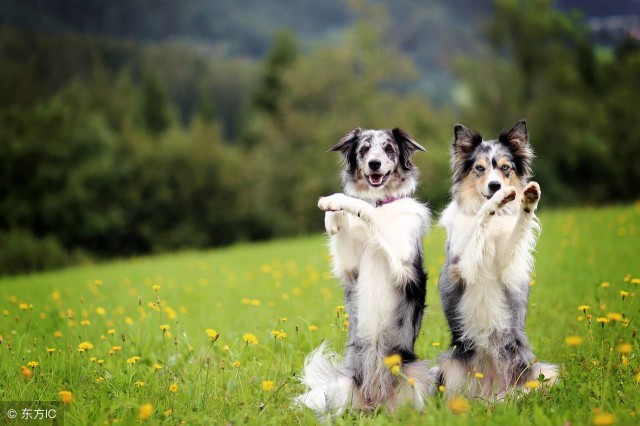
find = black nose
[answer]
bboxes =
[368,160,381,171]
[488,181,501,193]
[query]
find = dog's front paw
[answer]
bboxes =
[325,211,346,235]
[318,193,348,212]
[494,186,517,208]
[522,182,541,212]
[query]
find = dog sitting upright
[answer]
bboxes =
[297,128,434,417]
[436,120,558,401]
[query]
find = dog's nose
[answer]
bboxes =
[368,160,381,171]
[488,181,501,193]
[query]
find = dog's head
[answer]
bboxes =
[451,120,534,212]
[329,128,426,200]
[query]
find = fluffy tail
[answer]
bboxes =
[295,342,360,418]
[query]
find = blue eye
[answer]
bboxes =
[475,165,485,172]
[501,165,510,171]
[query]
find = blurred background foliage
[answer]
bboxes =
[1,0,639,275]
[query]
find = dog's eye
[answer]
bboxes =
[475,165,485,172]
[501,165,510,171]
[359,146,369,156]
[384,145,395,154]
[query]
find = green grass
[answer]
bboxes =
[1,203,639,425]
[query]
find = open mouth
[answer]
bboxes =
[366,172,390,187]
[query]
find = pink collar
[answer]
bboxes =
[375,196,405,207]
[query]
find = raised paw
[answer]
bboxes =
[318,193,348,212]
[325,211,346,235]
[522,182,541,213]
[496,186,517,208]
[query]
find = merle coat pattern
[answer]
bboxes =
[296,128,435,417]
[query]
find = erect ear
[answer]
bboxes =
[498,119,533,178]
[329,128,362,172]
[392,127,425,171]
[498,119,529,149]
[453,123,482,154]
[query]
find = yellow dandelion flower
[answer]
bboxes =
[620,290,629,300]
[335,305,345,313]
[80,320,91,326]
[262,380,275,391]
[597,317,609,325]
[19,303,29,310]
[438,385,445,393]
[163,408,173,417]
[448,395,470,414]
[27,361,39,368]
[309,325,318,331]
[607,312,623,322]
[134,381,145,388]
[232,361,240,368]
[153,363,163,371]
[279,317,287,322]
[578,305,591,312]
[54,331,62,338]
[138,403,153,421]
[621,355,629,366]
[631,278,640,285]
[383,354,402,368]
[94,279,103,286]
[223,344,230,351]
[270,330,287,340]
[96,377,104,383]
[96,307,106,315]
[565,336,583,347]
[250,299,261,306]
[592,412,615,426]
[474,372,484,379]
[206,329,220,342]
[152,285,161,292]
[52,291,60,300]
[20,366,32,379]
[2,309,8,316]
[241,298,251,305]
[46,348,56,354]
[600,282,610,288]
[126,356,141,364]
[97,359,105,365]
[391,365,401,375]
[107,329,116,335]
[125,316,134,325]
[408,378,416,387]
[169,383,178,393]
[525,380,541,390]
[160,324,170,332]
[78,342,94,351]
[432,342,441,347]
[58,390,73,404]
[89,356,97,362]
[618,343,633,354]
[242,333,258,345]
[111,345,122,352]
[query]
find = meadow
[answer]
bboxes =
[1,203,639,425]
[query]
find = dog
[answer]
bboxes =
[296,127,435,417]
[436,119,558,401]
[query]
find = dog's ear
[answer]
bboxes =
[329,128,361,172]
[499,119,534,178]
[453,124,482,154]
[392,127,425,171]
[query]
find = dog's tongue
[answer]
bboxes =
[370,174,383,184]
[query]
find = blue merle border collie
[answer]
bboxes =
[436,120,558,401]
[296,128,435,417]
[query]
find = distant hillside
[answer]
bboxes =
[2,0,638,101]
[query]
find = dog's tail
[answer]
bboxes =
[295,342,360,418]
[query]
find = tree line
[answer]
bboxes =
[1,0,638,275]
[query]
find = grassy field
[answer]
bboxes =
[1,203,639,425]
